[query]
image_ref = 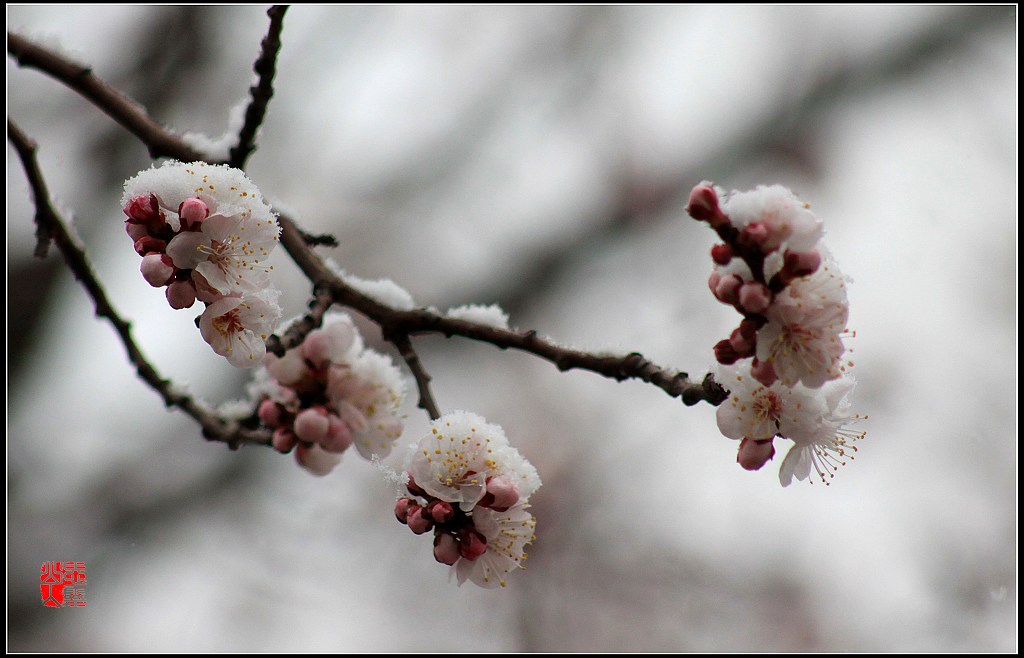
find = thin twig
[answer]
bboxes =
[389,333,442,420]
[277,216,727,406]
[7,118,271,449]
[7,32,204,162]
[264,284,334,357]
[228,5,288,169]
[9,30,728,410]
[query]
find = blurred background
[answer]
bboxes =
[7,5,1016,652]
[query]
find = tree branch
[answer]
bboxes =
[228,5,288,169]
[276,216,727,407]
[388,333,442,421]
[8,30,728,411]
[7,31,204,162]
[7,118,271,450]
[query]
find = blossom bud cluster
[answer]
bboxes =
[688,183,864,484]
[121,162,282,367]
[688,182,850,388]
[396,412,541,588]
[253,313,406,476]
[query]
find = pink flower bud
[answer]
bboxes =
[738,222,771,250]
[300,329,335,370]
[714,275,743,305]
[737,438,775,471]
[124,194,161,225]
[191,271,223,304]
[750,358,778,387]
[165,280,197,309]
[457,528,488,561]
[177,197,209,230]
[426,500,455,524]
[295,443,341,476]
[406,471,427,498]
[406,506,434,535]
[125,220,149,242]
[433,532,461,566]
[394,498,417,524]
[480,475,519,512]
[686,184,728,228]
[272,427,298,453]
[294,407,330,444]
[728,326,756,357]
[738,282,772,314]
[708,271,722,296]
[258,399,286,428]
[319,413,354,453]
[710,243,733,265]
[781,249,821,282]
[714,339,740,365]
[140,253,175,287]
[134,235,167,256]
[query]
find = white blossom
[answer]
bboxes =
[722,184,823,253]
[454,505,537,589]
[199,291,281,368]
[405,411,541,512]
[716,364,825,443]
[124,161,280,296]
[778,374,865,486]
[757,257,850,388]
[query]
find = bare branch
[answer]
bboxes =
[8,30,727,410]
[7,119,271,450]
[389,333,442,421]
[228,5,288,169]
[276,214,727,406]
[7,31,203,162]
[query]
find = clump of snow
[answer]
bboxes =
[444,303,510,330]
[325,259,415,311]
[179,100,249,161]
[217,398,255,420]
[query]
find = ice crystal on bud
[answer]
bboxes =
[398,412,541,588]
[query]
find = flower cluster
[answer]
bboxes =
[716,361,865,485]
[253,313,406,476]
[395,412,541,588]
[687,183,865,484]
[121,161,282,367]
